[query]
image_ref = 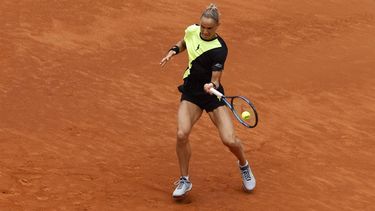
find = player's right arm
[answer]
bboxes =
[160,39,186,67]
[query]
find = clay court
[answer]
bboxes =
[1,0,375,210]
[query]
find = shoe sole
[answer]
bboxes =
[172,185,192,200]
[173,192,188,200]
[242,184,255,193]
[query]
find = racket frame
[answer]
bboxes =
[210,88,258,128]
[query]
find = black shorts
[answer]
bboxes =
[179,86,226,112]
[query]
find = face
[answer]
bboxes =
[200,16,219,40]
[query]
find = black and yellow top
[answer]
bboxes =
[179,24,228,96]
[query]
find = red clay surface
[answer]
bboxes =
[1,0,375,210]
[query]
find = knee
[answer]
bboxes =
[222,134,240,149]
[176,129,189,144]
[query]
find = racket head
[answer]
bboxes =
[228,96,258,128]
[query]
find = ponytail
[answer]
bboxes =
[201,3,220,23]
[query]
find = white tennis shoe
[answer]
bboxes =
[239,160,256,192]
[172,177,192,199]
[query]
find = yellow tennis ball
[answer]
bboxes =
[241,111,251,120]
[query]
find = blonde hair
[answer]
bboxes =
[201,3,220,23]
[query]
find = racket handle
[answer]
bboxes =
[210,88,223,98]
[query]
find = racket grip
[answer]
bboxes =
[210,88,223,97]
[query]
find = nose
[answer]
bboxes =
[202,29,209,36]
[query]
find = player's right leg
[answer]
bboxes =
[173,100,202,199]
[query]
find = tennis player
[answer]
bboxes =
[160,3,256,199]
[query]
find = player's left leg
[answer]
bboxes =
[208,106,256,191]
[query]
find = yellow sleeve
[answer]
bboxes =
[184,24,199,41]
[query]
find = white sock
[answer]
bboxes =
[239,160,249,168]
[182,175,189,180]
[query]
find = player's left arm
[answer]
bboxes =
[204,48,227,93]
[204,70,222,93]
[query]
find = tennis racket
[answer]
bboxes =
[210,88,258,128]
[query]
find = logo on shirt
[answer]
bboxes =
[214,63,223,69]
[196,44,200,51]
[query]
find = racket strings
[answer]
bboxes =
[231,97,257,127]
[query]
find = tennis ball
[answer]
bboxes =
[241,111,251,120]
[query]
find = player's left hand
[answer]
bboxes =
[203,83,215,94]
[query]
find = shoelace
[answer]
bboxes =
[241,168,252,181]
[174,178,188,190]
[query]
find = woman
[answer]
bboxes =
[160,4,256,199]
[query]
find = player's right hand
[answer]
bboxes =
[160,51,176,68]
